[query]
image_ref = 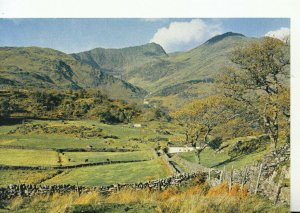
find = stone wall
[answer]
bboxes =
[0,146,290,204]
[171,144,290,204]
[159,150,183,174]
[0,145,139,153]
[0,159,149,171]
[0,172,202,200]
[172,154,206,173]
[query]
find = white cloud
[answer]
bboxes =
[150,19,222,52]
[265,27,290,41]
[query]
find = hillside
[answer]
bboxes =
[151,32,252,90]
[0,30,290,213]
[71,33,258,109]
[71,43,168,80]
[72,33,254,94]
[0,33,287,109]
[0,47,147,100]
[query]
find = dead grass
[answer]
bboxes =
[4,182,288,213]
[106,188,157,204]
[207,182,248,198]
[8,196,24,211]
[158,187,178,201]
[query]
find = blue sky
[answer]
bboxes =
[0,18,290,53]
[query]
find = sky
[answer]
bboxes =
[0,18,290,53]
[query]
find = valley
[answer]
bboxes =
[0,31,290,212]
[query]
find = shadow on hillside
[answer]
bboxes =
[211,155,244,168]
[0,117,27,126]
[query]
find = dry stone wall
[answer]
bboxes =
[0,159,149,171]
[171,144,290,204]
[0,145,138,153]
[0,172,202,200]
[0,145,290,204]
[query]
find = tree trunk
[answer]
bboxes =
[263,106,279,153]
[195,145,207,164]
[195,149,201,164]
[194,128,211,165]
[271,133,278,153]
[185,129,189,143]
[204,129,210,143]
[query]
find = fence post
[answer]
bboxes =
[76,181,80,197]
[219,170,223,184]
[255,163,263,194]
[274,182,282,204]
[223,166,226,182]
[208,168,211,181]
[241,166,248,188]
[228,166,233,192]
[274,172,283,204]
[116,184,120,192]
[158,180,161,192]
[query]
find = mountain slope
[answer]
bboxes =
[0,47,147,100]
[71,43,167,79]
[72,33,255,93]
[138,33,255,92]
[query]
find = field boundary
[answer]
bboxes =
[0,145,140,152]
[0,158,290,205]
[0,172,203,200]
[0,159,149,170]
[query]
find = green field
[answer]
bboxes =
[62,150,154,165]
[0,148,59,166]
[0,120,172,150]
[0,170,58,187]
[0,119,173,187]
[178,137,272,169]
[44,158,170,186]
[0,119,273,187]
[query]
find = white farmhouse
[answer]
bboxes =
[167,142,200,154]
[132,123,142,128]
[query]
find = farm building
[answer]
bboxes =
[167,142,200,154]
[132,123,143,128]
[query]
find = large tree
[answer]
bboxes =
[171,95,240,163]
[219,37,290,151]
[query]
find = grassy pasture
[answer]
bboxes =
[0,148,59,166]
[0,119,173,150]
[178,136,272,169]
[62,150,154,165]
[27,119,159,140]
[44,158,170,186]
[0,134,122,149]
[0,170,58,187]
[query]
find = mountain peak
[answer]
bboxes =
[133,42,167,56]
[204,32,245,44]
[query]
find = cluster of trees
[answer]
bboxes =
[172,37,290,163]
[0,89,140,124]
[0,88,170,124]
[0,99,11,118]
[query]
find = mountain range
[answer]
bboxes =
[0,32,270,107]
[0,46,147,100]
[71,32,254,92]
